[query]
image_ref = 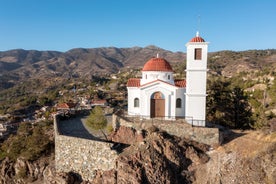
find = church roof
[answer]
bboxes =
[127,78,186,88]
[142,57,173,72]
[127,78,141,87]
[174,79,186,87]
[56,102,77,109]
[190,31,205,42]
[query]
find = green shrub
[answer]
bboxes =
[106,124,114,133]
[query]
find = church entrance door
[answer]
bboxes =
[150,92,165,118]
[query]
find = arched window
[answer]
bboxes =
[134,98,139,107]
[176,98,182,108]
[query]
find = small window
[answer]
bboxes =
[134,98,139,107]
[145,74,147,79]
[168,75,170,80]
[176,98,182,108]
[194,48,202,60]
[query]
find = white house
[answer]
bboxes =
[127,32,208,126]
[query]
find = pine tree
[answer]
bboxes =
[207,78,253,129]
[86,106,108,139]
[230,87,253,129]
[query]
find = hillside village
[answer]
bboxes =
[0,71,128,140]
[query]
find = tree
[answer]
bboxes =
[207,78,253,129]
[86,106,108,140]
[229,87,253,129]
[207,78,232,126]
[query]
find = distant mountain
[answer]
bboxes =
[0,46,275,90]
[0,49,62,72]
[208,49,276,77]
[0,46,185,88]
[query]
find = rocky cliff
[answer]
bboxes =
[94,126,210,184]
[0,126,275,184]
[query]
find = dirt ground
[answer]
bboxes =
[193,129,276,184]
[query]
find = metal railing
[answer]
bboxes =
[115,110,206,127]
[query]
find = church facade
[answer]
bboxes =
[127,32,208,126]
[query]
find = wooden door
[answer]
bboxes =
[150,99,155,118]
[155,99,165,117]
[151,99,165,118]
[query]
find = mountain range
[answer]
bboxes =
[0,46,275,89]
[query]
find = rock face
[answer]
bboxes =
[43,165,80,184]
[109,126,145,145]
[92,128,276,184]
[0,157,15,184]
[115,131,209,184]
[0,157,51,184]
[0,156,81,184]
[193,130,276,184]
[95,127,210,184]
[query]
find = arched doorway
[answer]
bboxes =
[150,92,165,118]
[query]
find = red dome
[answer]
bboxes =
[190,31,205,42]
[190,36,205,42]
[142,57,173,72]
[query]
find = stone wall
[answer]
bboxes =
[54,113,221,181]
[112,114,222,147]
[54,116,118,181]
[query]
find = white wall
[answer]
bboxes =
[140,82,174,119]
[128,81,186,119]
[175,88,186,117]
[141,71,174,85]
[127,87,141,115]
[186,71,207,94]
[185,94,206,126]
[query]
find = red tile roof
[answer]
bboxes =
[91,99,107,104]
[127,78,186,88]
[127,78,141,87]
[140,79,186,88]
[56,103,77,109]
[142,57,173,72]
[174,79,186,87]
[190,36,205,42]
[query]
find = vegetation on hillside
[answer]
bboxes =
[207,77,253,129]
[0,120,54,161]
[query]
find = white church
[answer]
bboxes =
[127,32,208,126]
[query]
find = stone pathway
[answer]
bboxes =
[58,116,97,140]
[58,115,113,140]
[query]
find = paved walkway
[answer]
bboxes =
[57,115,112,140]
[58,116,97,140]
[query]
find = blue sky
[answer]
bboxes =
[0,0,275,52]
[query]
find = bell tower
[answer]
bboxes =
[185,32,209,126]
